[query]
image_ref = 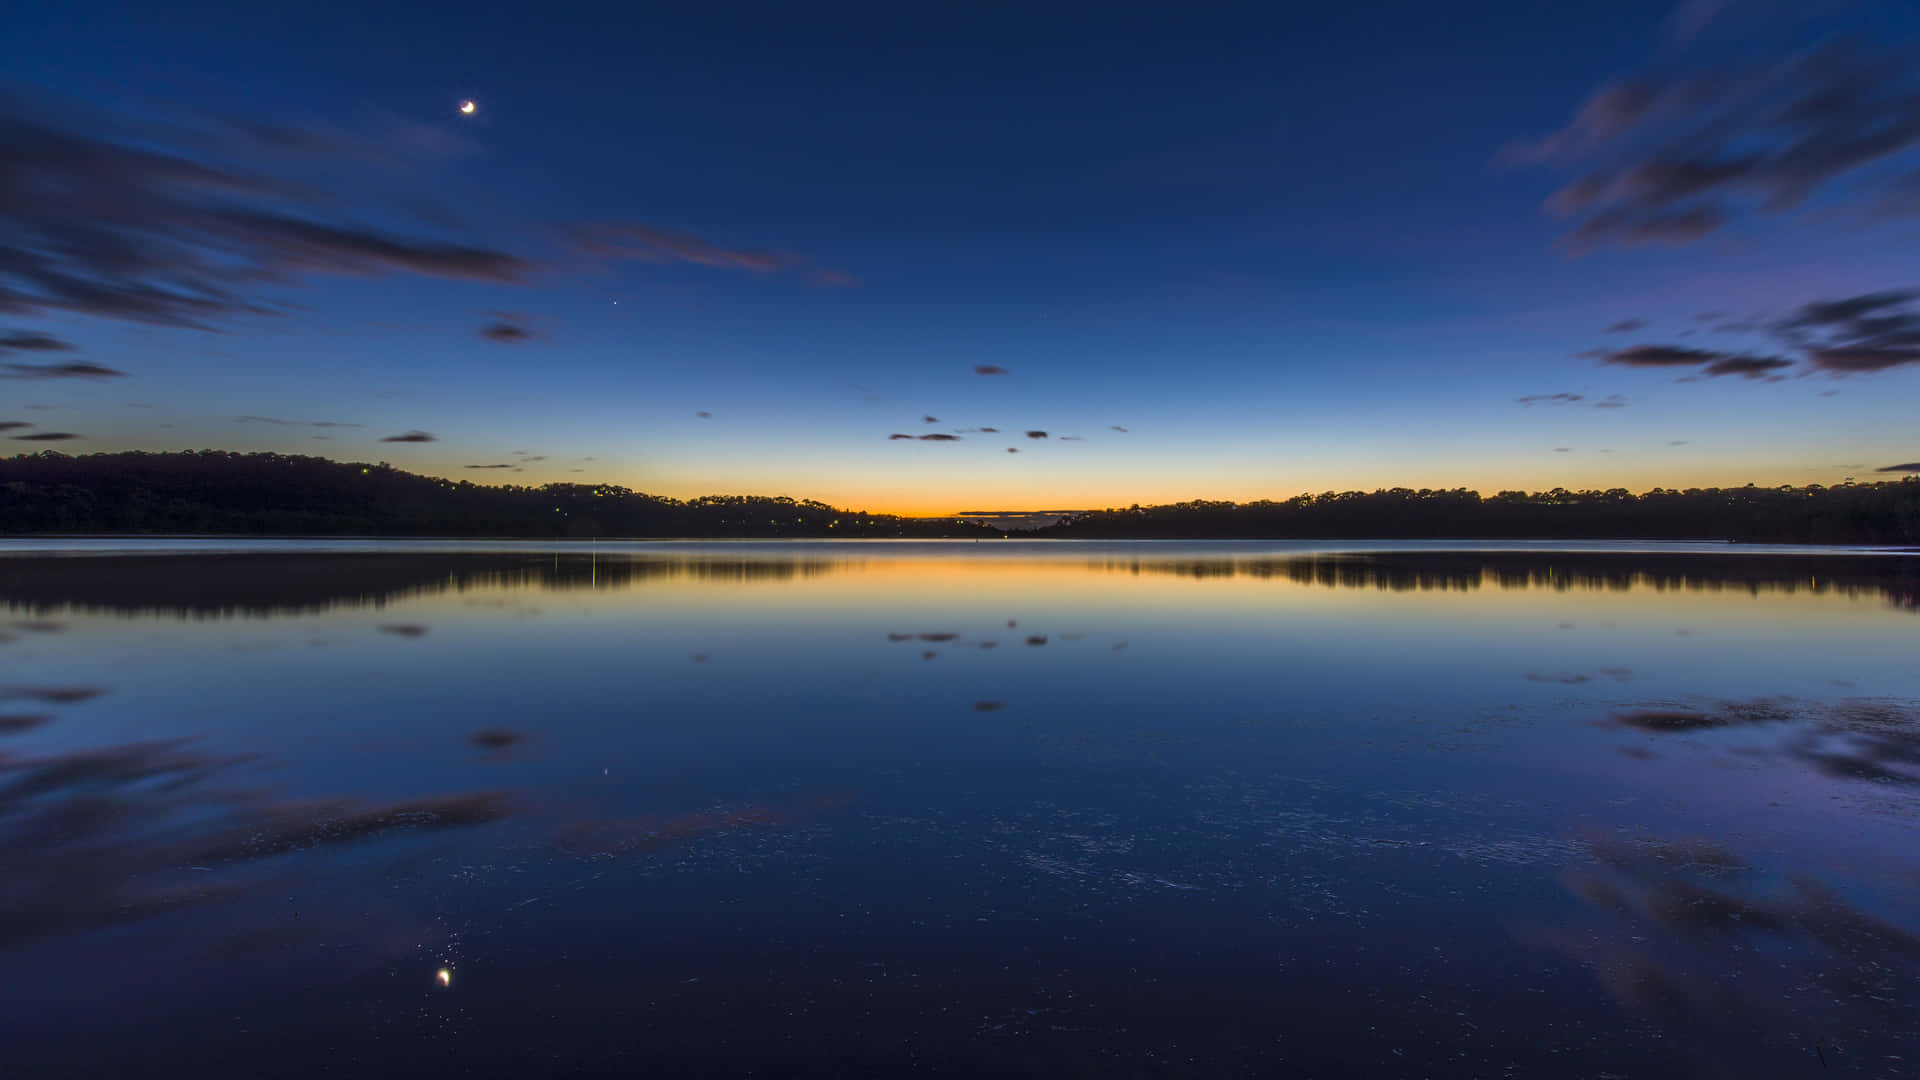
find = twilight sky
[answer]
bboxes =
[4,0,1920,514]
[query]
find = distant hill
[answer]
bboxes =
[0,451,997,538]
[1032,483,1920,545]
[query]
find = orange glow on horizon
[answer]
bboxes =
[401,467,1884,521]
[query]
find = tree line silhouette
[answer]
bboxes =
[1035,483,1920,544]
[4,452,1916,543]
[0,451,997,538]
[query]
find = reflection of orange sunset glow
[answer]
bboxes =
[367,554,1913,634]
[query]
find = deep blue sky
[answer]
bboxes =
[5,0,1919,511]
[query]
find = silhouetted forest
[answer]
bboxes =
[0,451,997,538]
[1037,483,1920,545]
[5,452,1918,543]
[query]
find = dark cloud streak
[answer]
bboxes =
[1,362,125,379]
[479,321,531,344]
[1512,36,1920,247]
[0,330,75,353]
[0,90,533,330]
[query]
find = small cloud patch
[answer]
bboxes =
[480,321,531,344]
[2,362,126,379]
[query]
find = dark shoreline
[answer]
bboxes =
[5,452,1917,544]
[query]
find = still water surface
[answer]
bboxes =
[2,541,1917,1077]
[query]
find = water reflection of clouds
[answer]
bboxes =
[1538,829,1920,1075]
[1608,697,1920,789]
[0,726,834,956]
[0,736,510,953]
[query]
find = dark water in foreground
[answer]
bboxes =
[2,540,1917,1078]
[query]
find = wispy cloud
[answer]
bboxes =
[565,222,786,271]
[973,364,1010,375]
[1599,345,1724,368]
[380,430,436,442]
[236,415,362,428]
[1,362,125,379]
[11,431,81,441]
[1877,461,1920,473]
[1517,392,1584,405]
[1507,27,1920,249]
[0,89,530,330]
[1604,319,1646,333]
[0,330,75,353]
[1025,430,1049,439]
[1596,343,1794,378]
[1701,354,1794,379]
[563,221,852,285]
[1586,286,1920,380]
[1775,289,1920,373]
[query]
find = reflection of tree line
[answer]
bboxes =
[1100,553,1920,609]
[4,550,1916,618]
[0,554,846,618]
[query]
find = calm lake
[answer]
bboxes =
[3,540,1917,1077]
